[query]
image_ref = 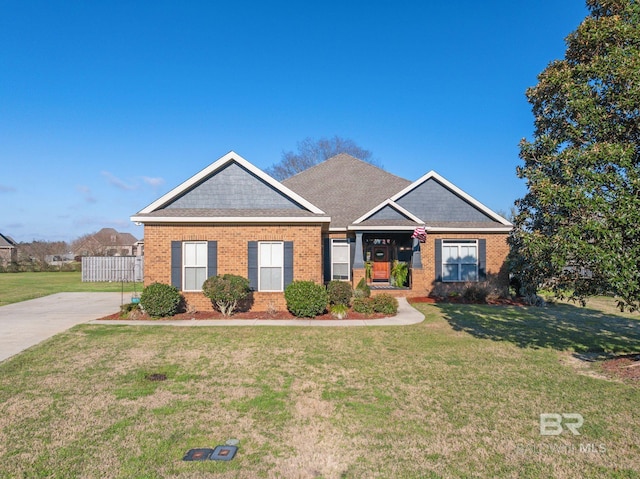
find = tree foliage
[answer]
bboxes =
[510,0,640,309]
[266,136,378,180]
[202,274,251,316]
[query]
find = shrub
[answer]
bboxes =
[355,277,371,298]
[119,302,140,319]
[326,280,353,306]
[140,282,182,318]
[524,294,546,307]
[329,303,349,319]
[463,284,489,303]
[284,280,328,317]
[352,297,374,314]
[371,293,398,314]
[391,260,409,287]
[202,274,251,316]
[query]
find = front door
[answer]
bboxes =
[372,245,389,281]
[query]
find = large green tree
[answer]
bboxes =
[510,0,640,309]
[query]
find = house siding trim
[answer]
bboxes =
[132,215,331,224]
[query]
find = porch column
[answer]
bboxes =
[353,232,365,268]
[411,237,423,269]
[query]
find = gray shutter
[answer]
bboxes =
[478,239,487,281]
[323,238,331,283]
[171,241,182,290]
[349,238,356,276]
[284,241,294,288]
[248,241,258,290]
[207,241,217,278]
[434,239,442,282]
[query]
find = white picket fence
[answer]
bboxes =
[81,256,143,282]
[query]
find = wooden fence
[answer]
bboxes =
[81,256,143,282]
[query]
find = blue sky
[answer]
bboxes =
[0,1,588,243]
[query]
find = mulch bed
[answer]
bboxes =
[99,309,390,321]
[101,296,527,321]
[600,354,640,381]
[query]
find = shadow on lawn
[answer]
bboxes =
[437,303,640,354]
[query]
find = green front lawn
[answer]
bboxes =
[0,301,638,478]
[0,272,141,306]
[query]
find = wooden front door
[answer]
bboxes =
[372,245,389,281]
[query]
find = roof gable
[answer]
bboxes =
[0,233,17,248]
[136,151,325,216]
[355,171,512,229]
[163,161,304,210]
[354,200,423,224]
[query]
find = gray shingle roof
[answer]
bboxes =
[0,233,17,248]
[282,154,411,229]
[136,208,327,219]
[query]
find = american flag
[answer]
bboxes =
[411,226,427,243]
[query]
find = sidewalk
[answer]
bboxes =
[0,294,425,364]
[89,297,425,327]
[0,292,123,363]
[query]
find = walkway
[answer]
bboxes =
[89,297,425,327]
[0,292,122,363]
[0,293,425,363]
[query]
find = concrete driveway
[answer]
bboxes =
[0,292,122,363]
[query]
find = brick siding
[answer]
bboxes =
[144,225,510,311]
[354,232,510,298]
[143,223,323,311]
[411,232,509,297]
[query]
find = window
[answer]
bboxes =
[331,239,350,281]
[183,242,207,291]
[442,240,478,282]
[259,241,284,291]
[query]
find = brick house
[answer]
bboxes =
[73,228,139,257]
[131,151,512,311]
[0,232,18,265]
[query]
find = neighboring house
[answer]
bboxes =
[45,253,76,265]
[131,151,513,311]
[73,228,139,257]
[0,233,18,265]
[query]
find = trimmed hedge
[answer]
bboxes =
[284,280,328,317]
[352,297,374,314]
[353,294,399,315]
[326,280,353,306]
[371,293,399,314]
[202,274,251,316]
[140,282,182,318]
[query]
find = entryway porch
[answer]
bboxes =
[351,231,423,291]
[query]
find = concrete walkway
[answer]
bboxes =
[0,292,123,363]
[89,297,425,327]
[0,293,424,363]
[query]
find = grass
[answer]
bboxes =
[0,272,141,306]
[0,300,639,478]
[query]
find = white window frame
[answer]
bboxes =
[258,241,284,292]
[183,241,208,292]
[331,239,351,281]
[442,240,478,282]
